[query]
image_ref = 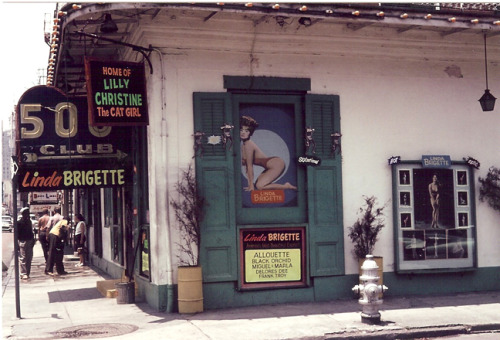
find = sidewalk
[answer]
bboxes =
[2,242,499,340]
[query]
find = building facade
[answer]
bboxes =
[42,3,500,312]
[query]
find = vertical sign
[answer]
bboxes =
[85,58,149,126]
[240,227,306,289]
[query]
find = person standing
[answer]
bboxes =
[74,214,86,267]
[17,207,35,280]
[50,207,63,230]
[37,209,51,262]
[45,218,69,275]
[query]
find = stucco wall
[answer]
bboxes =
[136,11,500,283]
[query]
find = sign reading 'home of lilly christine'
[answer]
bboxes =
[85,58,149,126]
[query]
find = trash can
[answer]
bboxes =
[115,282,135,304]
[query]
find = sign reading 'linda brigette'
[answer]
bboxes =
[16,86,133,192]
[85,58,149,126]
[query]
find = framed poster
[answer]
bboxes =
[233,94,307,225]
[239,226,307,290]
[239,104,298,208]
[392,159,476,272]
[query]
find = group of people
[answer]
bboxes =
[17,207,86,280]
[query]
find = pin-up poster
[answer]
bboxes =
[239,104,298,208]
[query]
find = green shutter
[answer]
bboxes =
[306,94,345,276]
[193,92,237,282]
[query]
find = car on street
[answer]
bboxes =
[2,216,13,232]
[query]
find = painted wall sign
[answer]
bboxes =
[421,155,451,168]
[16,86,133,191]
[239,227,306,289]
[85,58,149,126]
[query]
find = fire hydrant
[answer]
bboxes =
[352,255,388,324]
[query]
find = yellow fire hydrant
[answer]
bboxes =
[352,255,388,324]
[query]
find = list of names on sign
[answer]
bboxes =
[240,227,306,289]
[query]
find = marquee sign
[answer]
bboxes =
[239,227,306,289]
[85,58,149,126]
[16,86,133,192]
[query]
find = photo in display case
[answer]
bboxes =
[393,161,476,272]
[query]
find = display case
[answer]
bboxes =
[392,158,477,273]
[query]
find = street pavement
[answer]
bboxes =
[2,241,499,340]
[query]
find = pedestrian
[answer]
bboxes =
[37,209,51,262]
[50,207,63,229]
[17,207,35,280]
[74,213,86,267]
[45,218,69,275]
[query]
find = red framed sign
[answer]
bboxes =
[239,226,306,290]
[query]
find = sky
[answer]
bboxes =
[0,1,56,131]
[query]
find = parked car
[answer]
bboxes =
[2,215,13,232]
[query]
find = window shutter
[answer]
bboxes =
[193,92,237,282]
[305,94,345,276]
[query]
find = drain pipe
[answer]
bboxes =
[151,47,174,312]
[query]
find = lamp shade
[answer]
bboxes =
[479,89,496,112]
[100,14,118,33]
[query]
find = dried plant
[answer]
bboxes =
[347,196,388,260]
[170,164,204,266]
[479,166,500,214]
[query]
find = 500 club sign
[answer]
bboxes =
[16,86,132,192]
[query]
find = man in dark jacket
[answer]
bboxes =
[18,207,35,280]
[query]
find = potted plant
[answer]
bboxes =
[347,196,388,287]
[170,164,205,313]
[479,166,500,214]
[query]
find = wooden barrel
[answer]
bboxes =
[178,266,203,313]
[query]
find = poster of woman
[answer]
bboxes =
[239,104,298,208]
[412,169,455,230]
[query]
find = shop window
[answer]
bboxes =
[105,187,124,265]
[139,224,150,278]
[392,159,477,272]
[89,188,102,257]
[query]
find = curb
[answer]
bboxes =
[325,323,500,339]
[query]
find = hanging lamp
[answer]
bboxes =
[479,34,496,112]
